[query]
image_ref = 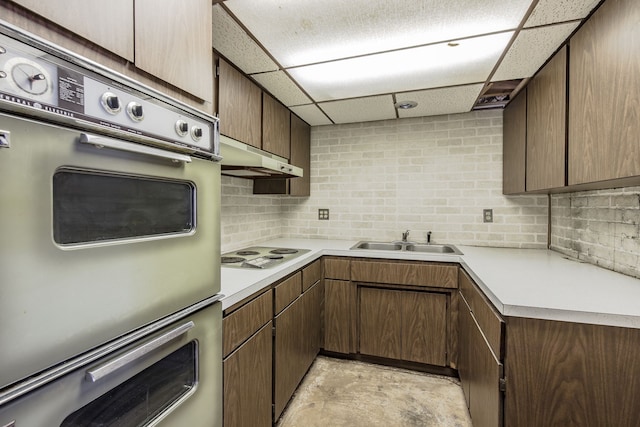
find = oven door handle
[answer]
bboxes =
[85,321,195,383]
[80,133,192,163]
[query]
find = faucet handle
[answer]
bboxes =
[402,229,410,241]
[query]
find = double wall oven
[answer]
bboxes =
[0,20,222,426]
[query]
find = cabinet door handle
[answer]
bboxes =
[85,321,194,382]
[80,133,192,163]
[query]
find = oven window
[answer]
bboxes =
[53,169,195,245]
[61,341,197,426]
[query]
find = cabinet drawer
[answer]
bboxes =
[302,259,321,292]
[323,257,351,280]
[223,290,272,358]
[459,269,504,359]
[351,259,457,288]
[274,272,302,314]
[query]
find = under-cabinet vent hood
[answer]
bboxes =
[219,135,303,178]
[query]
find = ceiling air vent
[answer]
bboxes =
[473,79,524,110]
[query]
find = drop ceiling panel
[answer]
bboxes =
[250,71,311,107]
[288,32,513,102]
[492,22,579,81]
[212,4,278,74]
[396,84,485,118]
[289,104,333,126]
[319,95,396,124]
[224,0,532,67]
[525,0,601,27]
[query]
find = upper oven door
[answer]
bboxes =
[0,112,221,390]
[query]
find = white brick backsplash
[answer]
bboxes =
[551,187,640,279]
[221,110,637,277]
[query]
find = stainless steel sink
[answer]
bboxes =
[352,241,403,251]
[405,243,462,254]
[350,241,462,255]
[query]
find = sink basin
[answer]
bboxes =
[352,241,403,251]
[350,241,462,255]
[405,244,462,254]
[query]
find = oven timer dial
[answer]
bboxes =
[5,57,51,96]
[100,92,121,115]
[126,101,144,122]
[175,120,189,137]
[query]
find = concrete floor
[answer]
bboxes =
[277,356,473,427]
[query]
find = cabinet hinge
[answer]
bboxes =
[272,326,276,337]
[215,65,220,78]
[499,377,507,393]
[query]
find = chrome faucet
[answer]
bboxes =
[401,230,410,242]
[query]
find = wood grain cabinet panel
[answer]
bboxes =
[223,322,272,427]
[301,281,323,372]
[505,317,640,427]
[323,279,353,354]
[402,291,447,365]
[324,257,351,280]
[289,113,311,196]
[526,46,567,191]
[351,259,458,289]
[359,287,403,360]
[218,58,262,148]
[274,272,302,315]
[8,0,134,61]
[262,93,290,159]
[359,287,448,366]
[302,259,321,292]
[223,290,272,357]
[459,270,504,359]
[274,297,304,420]
[253,113,311,196]
[568,0,640,185]
[502,88,527,195]
[134,0,212,102]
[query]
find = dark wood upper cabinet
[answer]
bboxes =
[262,93,290,159]
[526,46,567,192]
[218,58,262,149]
[502,88,527,195]
[568,0,640,185]
[289,114,311,196]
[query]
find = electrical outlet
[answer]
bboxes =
[318,209,330,220]
[483,209,493,223]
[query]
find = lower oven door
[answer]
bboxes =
[0,112,221,390]
[0,302,222,427]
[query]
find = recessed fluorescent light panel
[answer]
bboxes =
[288,32,513,101]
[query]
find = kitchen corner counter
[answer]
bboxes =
[221,238,640,329]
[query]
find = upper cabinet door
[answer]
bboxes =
[290,114,311,196]
[569,0,640,185]
[262,93,291,159]
[218,58,262,148]
[135,0,213,103]
[502,88,527,195]
[8,0,134,61]
[526,46,567,192]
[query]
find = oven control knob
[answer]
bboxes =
[191,126,203,141]
[101,92,121,114]
[175,120,189,137]
[126,102,144,121]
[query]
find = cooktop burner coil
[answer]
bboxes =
[269,248,298,255]
[221,256,245,264]
[236,250,260,256]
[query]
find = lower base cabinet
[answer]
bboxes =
[223,322,272,427]
[459,295,503,427]
[359,287,447,366]
[274,280,323,420]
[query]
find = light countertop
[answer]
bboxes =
[221,238,640,329]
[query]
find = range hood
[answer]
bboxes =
[219,135,303,178]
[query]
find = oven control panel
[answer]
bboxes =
[0,28,218,159]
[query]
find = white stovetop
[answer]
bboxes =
[220,238,640,329]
